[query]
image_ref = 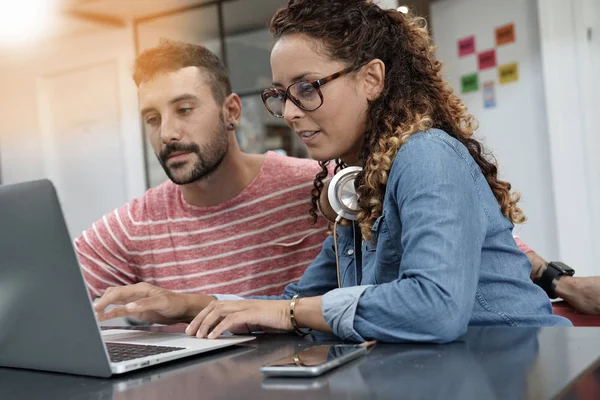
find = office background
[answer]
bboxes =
[0,0,598,277]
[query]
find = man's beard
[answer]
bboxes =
[156,119,229,185]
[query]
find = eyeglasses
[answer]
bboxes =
[261,64,364,118]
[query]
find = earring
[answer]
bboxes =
[227,122,235,130]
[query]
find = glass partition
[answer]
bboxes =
[134,0,296,189]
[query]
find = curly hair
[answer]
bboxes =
[308,158,347,224]
[271,0,525,242]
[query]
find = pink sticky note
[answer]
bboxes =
[458,35,476,57]
[478,49,497,70]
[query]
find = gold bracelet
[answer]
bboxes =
[293,353,304,367]
[289,294,313,337]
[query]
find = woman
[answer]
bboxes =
[185,0,571,342]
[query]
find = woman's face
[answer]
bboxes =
[269,34,371,165]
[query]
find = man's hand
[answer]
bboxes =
[526,251,600,315]
[94,282,215,324]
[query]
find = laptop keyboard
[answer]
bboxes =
[105,342,185,363]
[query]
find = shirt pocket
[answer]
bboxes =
[367,214,402,284]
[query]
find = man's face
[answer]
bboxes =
[138,66,229,185]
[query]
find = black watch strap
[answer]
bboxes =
[536,261,575,299]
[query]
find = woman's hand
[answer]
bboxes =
[185,300,294,338]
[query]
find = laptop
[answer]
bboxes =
[0,179,254,377]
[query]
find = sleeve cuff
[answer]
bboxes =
[321,285,372,341]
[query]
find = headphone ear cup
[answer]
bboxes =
[317,179,339,224]
[327,166,362,221]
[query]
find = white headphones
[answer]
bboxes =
[317,166,362,223]
[327,166,362,221]
[316,166,363,288]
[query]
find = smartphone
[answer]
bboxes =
[260,344,367,377]
[261,355,367,390]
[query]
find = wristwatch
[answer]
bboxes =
[536,261,575,299]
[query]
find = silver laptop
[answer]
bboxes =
[0,179,254,377]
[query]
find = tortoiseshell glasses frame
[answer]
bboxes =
[261,64,366,118]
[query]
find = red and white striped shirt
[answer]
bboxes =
[513,236,533,254]
[75,152,329,297]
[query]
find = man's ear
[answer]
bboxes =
[362,59,385,101]
[222,93,242,129]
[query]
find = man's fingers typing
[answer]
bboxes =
[94,283,157,313]
[124,294,171,314]
[96,306,141,321]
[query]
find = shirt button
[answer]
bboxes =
[347,249,354,255]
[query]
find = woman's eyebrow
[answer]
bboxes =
[272,72,315,87]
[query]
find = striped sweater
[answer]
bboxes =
[75,152,329,297]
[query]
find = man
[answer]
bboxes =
[75,39,327,305]
[82,40,598,324]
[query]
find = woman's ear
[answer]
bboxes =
[362,59,385,101]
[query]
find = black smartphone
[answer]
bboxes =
[260,344,367,377]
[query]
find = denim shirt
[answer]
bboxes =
[223,129,571,342]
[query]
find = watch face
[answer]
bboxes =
[550,261,575,275]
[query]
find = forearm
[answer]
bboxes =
[294,296,332,333]
[527,251,574,300]
[518,241,600,314]
[351,281,472,343]
[553,276,577,300]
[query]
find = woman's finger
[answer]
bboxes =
[207,314,238,339]
[197,304,231,338]
[185,301,215,336]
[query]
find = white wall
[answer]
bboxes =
[430,0,559,262]
[537,0,600,276]
[0,27,146,238]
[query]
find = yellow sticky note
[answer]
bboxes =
[498,62,519,84]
